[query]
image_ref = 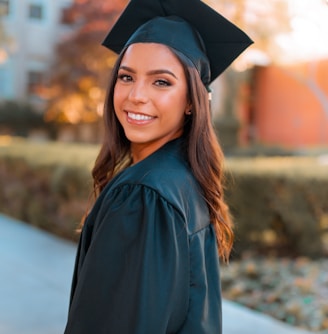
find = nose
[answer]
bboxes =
[128,81,149,104]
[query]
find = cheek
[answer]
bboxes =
[160,89,188,109]
[172,92,190,116]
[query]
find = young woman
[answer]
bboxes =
[64,0,252,333]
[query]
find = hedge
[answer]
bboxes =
[0,137,327,257]
[0,137,97,241]
[225,157,328,258]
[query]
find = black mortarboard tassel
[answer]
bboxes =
[102,0,253,85]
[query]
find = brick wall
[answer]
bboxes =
[249,60,328,147]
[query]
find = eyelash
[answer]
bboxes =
[117,74,172,87]
[154,79,171,87]
[117,74,132,82]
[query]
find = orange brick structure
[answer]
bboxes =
[245,59,328,148]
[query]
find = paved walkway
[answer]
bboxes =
[0,214,314,334]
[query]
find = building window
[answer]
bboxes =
[0,0,10,15]
[29,4,43,19]
[27,70,44,95]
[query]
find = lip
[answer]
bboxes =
[125,111,156,125]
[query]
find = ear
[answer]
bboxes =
[184,102,192,115]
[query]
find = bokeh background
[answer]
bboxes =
[0,0,328,332]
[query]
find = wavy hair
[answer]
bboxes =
[91,46,234,262]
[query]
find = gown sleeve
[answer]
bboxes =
[177,227,222,334]
[64,184,190,334]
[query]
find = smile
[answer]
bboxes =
[127,112,155,121]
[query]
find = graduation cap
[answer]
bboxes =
[102,0,253,85]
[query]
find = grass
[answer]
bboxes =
[226,155,328,179]
[0,136,99,170]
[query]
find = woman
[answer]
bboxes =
[64,0,252,333]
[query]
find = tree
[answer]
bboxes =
[206,0,291,65]
[45,0,128,124]
[205,0,292,149]
[0,3,15,65]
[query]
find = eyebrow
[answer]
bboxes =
[118,65,178,79]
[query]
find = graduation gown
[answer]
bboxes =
[64,138,222,334]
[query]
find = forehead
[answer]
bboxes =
[120,43,184,70]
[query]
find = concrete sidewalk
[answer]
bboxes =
[0,214,314,334]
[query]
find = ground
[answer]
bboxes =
[221,253,328,332]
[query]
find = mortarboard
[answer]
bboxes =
[102,0,253,85]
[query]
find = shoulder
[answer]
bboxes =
[113,139,193,194]
[103,139,210,234]
[117,140,197,205]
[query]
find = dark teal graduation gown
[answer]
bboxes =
[64,139,222,334]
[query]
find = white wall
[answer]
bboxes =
[0,0,73,103]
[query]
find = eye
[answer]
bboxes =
[154,79,172,87]
[117,73,133,82]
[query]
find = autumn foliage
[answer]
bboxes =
[45,0,128,124]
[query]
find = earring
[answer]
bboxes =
[185,110,192,115]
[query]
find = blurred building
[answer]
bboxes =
[240,59,328,147]
[0,0,73,108]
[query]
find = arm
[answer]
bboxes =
[64,184,189,334]
[177,226,222,334]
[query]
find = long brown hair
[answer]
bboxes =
[91,46,233,262]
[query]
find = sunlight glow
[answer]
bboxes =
[0,49,7,64]
[276,0,328,63]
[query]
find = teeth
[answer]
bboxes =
[128,112,153,121]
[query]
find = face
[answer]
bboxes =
[113,43,191,163]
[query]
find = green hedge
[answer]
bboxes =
[0,137,97,241]
[0,101,51,136]
[0,137,327,257]
[225,157,328,258]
